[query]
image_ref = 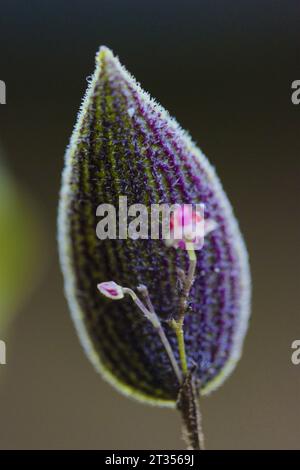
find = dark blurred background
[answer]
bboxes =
[0,0,299,449]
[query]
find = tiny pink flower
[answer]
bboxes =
[165,205,217,250]
[97,281,124,300]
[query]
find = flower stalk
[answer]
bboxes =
[98,282,182,384]
[171,246,197,375]
[124,286,183,384]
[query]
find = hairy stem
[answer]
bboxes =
[177,367,205,450]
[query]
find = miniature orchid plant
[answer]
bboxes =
[97,206,218,448]
[58,47,251,450]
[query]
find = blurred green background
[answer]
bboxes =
[0,0,300,449]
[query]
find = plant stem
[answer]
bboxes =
[156,322,182,383]
[177,367,205,450]
[171,318,188,375]
[172,246,197,375]
[123,287,182,383]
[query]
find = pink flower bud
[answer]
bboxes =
[97,281,124,300]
